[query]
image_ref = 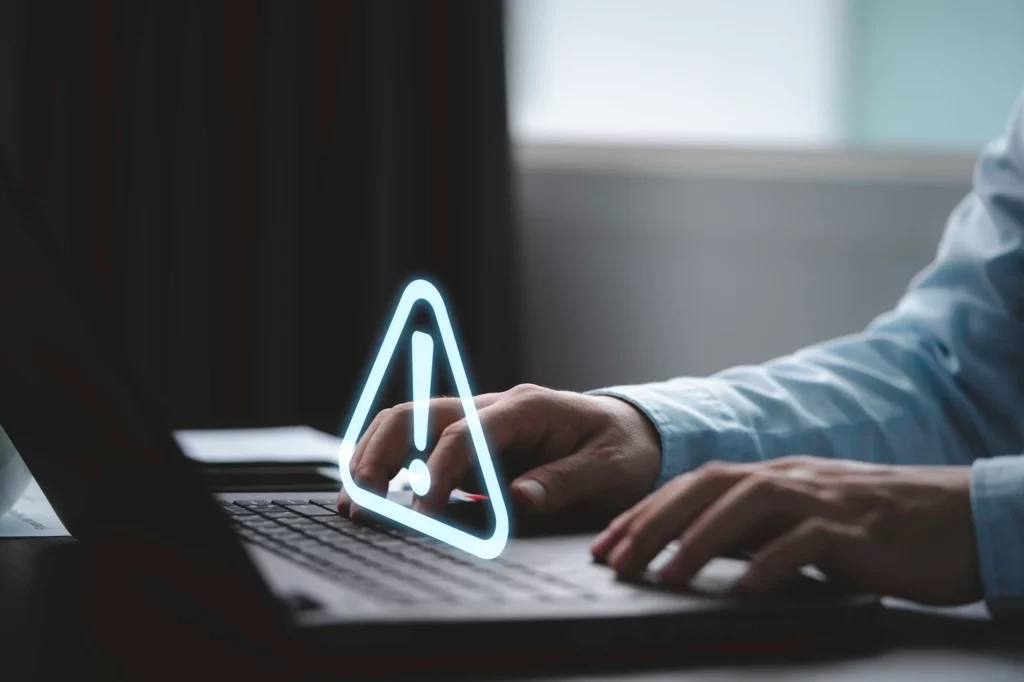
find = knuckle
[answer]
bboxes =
[743,472,777,495]
[621,517,645,543]
[439,419,471,443]
[783,454,816,466]
[696,460,731,480]
[802,517,834,540]
[815,487,845,507]
[669,471,693,492]
[509,382,542,397]
[392,402,414,419]
[510,383,557,407]
[804,517,827,533]
[359,409,394,444]
[352,460,378,484]
[366,407,392,431]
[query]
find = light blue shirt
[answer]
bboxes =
[595,90,1024,619]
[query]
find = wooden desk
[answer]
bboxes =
[2,537,1022,681]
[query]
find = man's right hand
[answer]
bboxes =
[337,384,663,523]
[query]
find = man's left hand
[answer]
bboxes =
[590,456,982,605]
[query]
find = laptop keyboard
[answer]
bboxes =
[223,499,598,605]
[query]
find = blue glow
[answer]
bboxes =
[411,330,433,452]
[407,458,431,497]
[339,279,510,560]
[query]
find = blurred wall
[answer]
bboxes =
[515,145,974,390]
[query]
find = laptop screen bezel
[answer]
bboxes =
[0,161,295,653]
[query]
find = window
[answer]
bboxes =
[507,0,1024,150]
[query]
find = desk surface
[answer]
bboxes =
[2,537,1022,681]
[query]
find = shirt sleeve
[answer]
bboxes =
[971,456,1024,619]
[590,89,1024,615]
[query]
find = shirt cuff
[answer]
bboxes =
[970,455,1024,620]
[588,379,761,488]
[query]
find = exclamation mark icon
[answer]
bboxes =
[408,331,433,497]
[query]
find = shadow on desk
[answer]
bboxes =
[2,538,310,680]
[2,538,1022,681]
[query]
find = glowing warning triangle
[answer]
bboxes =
[338,279,509,559]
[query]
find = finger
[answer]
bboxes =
[350,396,501,518]
[338,410,392,512]
[512,446,630,517]
[604,465,745,575]
[734,518,860,594]
[590,503,645,561]
[765,455,887,479]
[348,407,406,522]
[655,474,831,586]
[415,394,547,515]
[592,476,684,563]
[345,406,396,485]
[346,407,410,521]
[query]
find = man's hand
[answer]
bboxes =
[590,456,982,605]
[337,384,662,521]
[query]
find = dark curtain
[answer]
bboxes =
[8,0,519,432]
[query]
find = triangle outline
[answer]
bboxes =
[338,279,509,559]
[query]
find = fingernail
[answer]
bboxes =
[514,479,548,508]
[608,537,634,571]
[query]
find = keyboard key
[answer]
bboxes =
[245,520,284,531]
[233,506,597,604]
[304,527,343,539]
[280,504,338,517]
[257,509,300,519]
[280,518,320,528]
[221,505,256,516]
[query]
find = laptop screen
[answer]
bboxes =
[0,162,293,657]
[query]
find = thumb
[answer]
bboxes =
[511,449,612,516]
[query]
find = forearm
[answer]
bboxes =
[594,94,1024,486]
[593,326,986,485]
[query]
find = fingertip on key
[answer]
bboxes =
[607,537,635,573]
[590,527,618,560]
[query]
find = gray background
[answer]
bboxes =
[516,144,974,390]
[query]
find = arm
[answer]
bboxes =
[346,92,1024,615]
[597,153,1024,477]
[595,91,1024,617]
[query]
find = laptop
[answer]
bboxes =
[0,165,878,671]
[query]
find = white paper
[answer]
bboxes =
[0,478,69,537]
[318,464,410,492]
[174,425,343,464]
[179,426,410,491]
